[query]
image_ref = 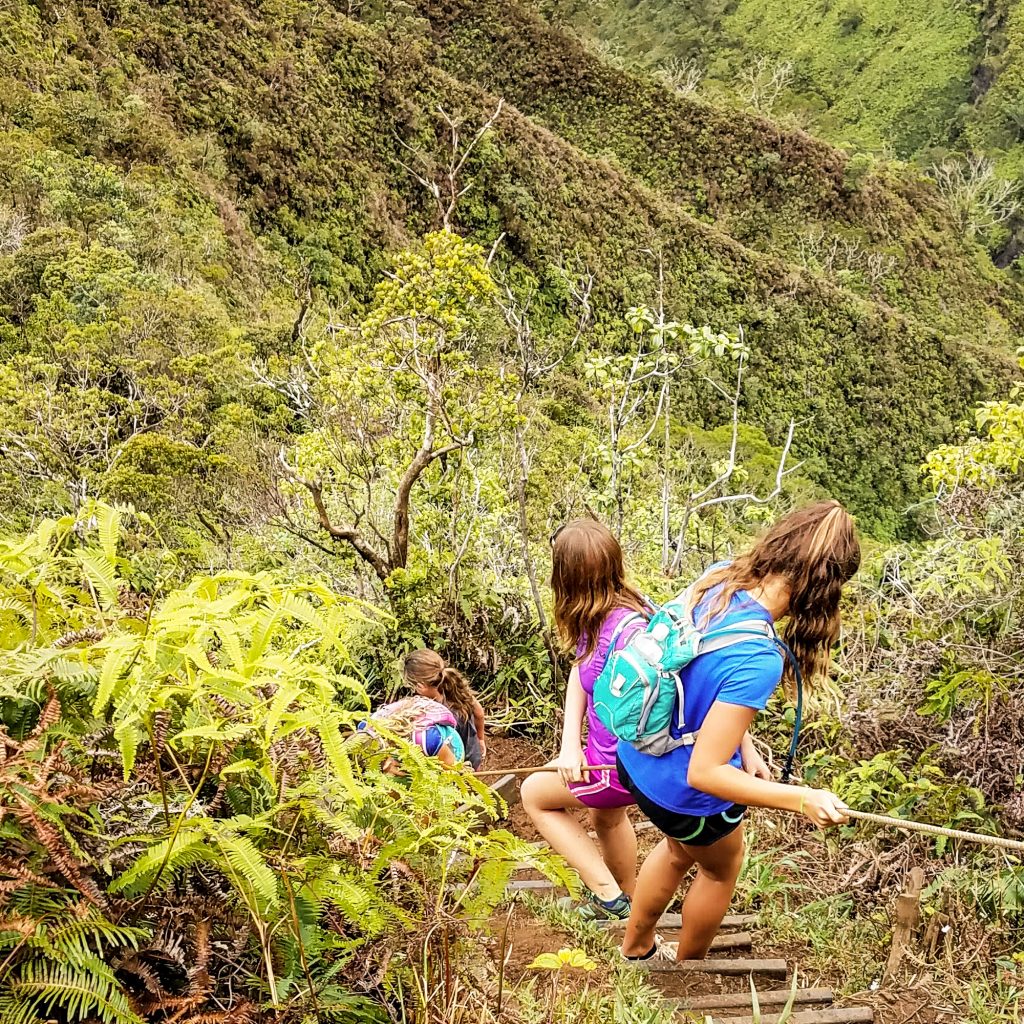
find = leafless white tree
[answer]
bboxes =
[396,101,504,231]
[797,228,899,286]
[656,57,703,97]
[739,55,794,113]
[0,204,27,255]
[930,155,1021,239]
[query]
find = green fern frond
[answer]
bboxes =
[45,915,148,962]
[317,715,364,808]
[95,505,121,563]
[6,954,143,1024]
[92,639,139,718]
[5,886,70,921]
[75,549,120,610]
[0,598,33,624]
[110,831,208,897]
[263,681,302,743]
[114,720,143,779]
[209,830,279,916]
[217,626,245,674]
[246,605,282,667]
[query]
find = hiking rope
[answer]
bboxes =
[471,763,1024,853]
[842,809,1024,854]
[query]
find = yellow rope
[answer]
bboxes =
[472,763,1024,853]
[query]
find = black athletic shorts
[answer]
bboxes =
[616,753,746,847]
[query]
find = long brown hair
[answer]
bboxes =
[551,518,647,660]
[690,500,860,688]
[401,649,477,724]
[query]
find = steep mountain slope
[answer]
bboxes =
[551,0,1024,261]
[551,0,981,156]
[0,0,1018,535]
[420,0,1019,339]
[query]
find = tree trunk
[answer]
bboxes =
[392,447,434,570]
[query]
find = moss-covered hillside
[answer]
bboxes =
[552,0,1024,261]
[0,0,1019,535]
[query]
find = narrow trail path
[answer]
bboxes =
[484,737,878,1023]
[505,863,876,1023]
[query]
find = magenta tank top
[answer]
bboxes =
[576,607,645,764]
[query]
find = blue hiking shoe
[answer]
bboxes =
[577,891,632,921]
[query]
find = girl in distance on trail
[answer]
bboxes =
[358,694,466,772]
[402,649,487,769]
[618,500,859,961]
[521,518,647,921]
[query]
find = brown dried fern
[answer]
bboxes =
[11,797,108,910]
[53,627,105,649]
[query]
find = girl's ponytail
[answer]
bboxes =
[403,648,477,724]
[438,665,477,725]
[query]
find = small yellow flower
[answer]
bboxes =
[527,947,598,972]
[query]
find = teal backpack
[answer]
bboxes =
[593,581,804,780]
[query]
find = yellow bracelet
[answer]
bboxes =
[798,793,806,815]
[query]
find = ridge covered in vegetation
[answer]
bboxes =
[0,0,1020,539]
[553,0,1024,261]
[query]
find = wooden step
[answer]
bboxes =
[716,1008,873,1024]
[667,988,833,1011]
[601,913,757,931]
[637,957,788,976]
[705,931,752,952]
[637,932,754,955]
[489,772,521,805]
[507,879,563,891]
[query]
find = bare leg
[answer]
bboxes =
[621,837,694,957]
[520,771,623,901]
[589,806,637,897]
[674,826,746,960]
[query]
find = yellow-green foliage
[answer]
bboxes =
[924,348,1024,490]
[0,0,1020,540]
[0,503,573,1020]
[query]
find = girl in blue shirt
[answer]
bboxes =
[619,500,860,962]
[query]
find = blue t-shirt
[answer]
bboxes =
[616,586,783,815]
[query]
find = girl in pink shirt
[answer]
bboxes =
[521,518,646,920]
